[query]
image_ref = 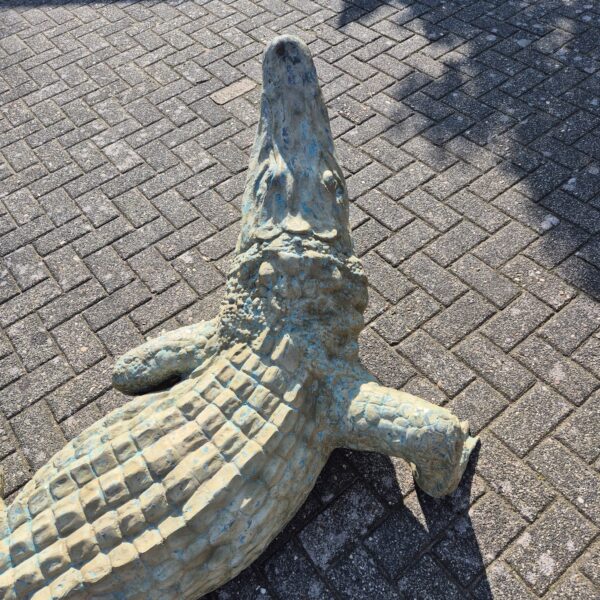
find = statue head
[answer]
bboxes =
[237,35,352,255]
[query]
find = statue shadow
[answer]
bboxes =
[206,445,492,599]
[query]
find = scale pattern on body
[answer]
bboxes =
[0,337,323,599]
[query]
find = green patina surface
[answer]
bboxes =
[0,35,476,599]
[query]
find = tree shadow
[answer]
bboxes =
[204,446,490,599]
[334,0,600,301]
[338,0,389,27]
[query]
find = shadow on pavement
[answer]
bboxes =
[334,0,600,301]
[210,447,489,599]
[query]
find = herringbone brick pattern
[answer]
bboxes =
[1,0,599,598]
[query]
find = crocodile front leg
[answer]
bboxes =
[113,318,219,395]
[330,371,478,498]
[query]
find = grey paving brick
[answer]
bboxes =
[423,292,495,348]
[545,571,599,600]
[402,136,457,172]
[192,189,240,229]
[502,255,576,310]
[112,216,174,259]
[151,189,200,227]
[33,215,94,256]
[362,137,412,173]
[423,161,481,200]
[130,280,197,332]
[0,412,15,460]
[506,501,596,594]
[127,246,180,294]
[326,545,398,600]
[351,218,389,257]
[210,77,255,105]
[358,328,415,389]
[397,554,463,600]
[398,189,461,232]
[53,315,106,373]
[446,190,508,234]
[72,216,134,258]
[424,220,487,267]
[45,246,91,292]
[4,245,47,290]
[112,189,160,227]
[10,401,66,470]
[556,391,600,464]
[3,189,44,225]
[355,190,412,231]
[197,222,240,261]
[173,249,225,297]
[38,279,106,329]
[477,433,554,522]
[580,544,600,589]
[0,215,54,257]
[7,313,58,371]
[264,540,330,600]
[403,372,449,407]
[379,162,435,199]
[83,279,151,331]
[481,292,554,351]
[84,246,135,293]
[360,251,414,304]
[447,380,508,434]
[541,189,600,234]
[401,253,467,306]
[75,189,120,227]
[475,561,536,599]
[300,482,385,570]
[0,354,25,390]
[513,336,598,405]
[524,221,589,269]
[0,451,30,497]
[373,290,440,345]
[473,221,537,268]
[491,383,571,457]
[573,335,600,379]
[528,439,600,526]
[399,330,474,396]
[0,278,61,328]
[456,333,536,400]
[156,216,216,259]
[97,316,145,359]
[435,492,525,586]
[539,296,600,355]
[364,506,430,579]
[46,357,113,422]
[38,188,81,227]
[60,402,103,441]
[555,256,600,302]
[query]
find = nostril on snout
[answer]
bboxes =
[275,41,286,58]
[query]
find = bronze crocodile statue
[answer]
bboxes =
[0,35,477,599]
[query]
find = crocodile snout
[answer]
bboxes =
[237,35,352,254]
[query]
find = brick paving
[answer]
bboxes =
[0,0,599,598]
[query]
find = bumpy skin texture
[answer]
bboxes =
[0,35,477,599]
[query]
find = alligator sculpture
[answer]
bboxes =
[0,35,477,599]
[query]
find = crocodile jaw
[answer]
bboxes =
[237,35,352,254]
